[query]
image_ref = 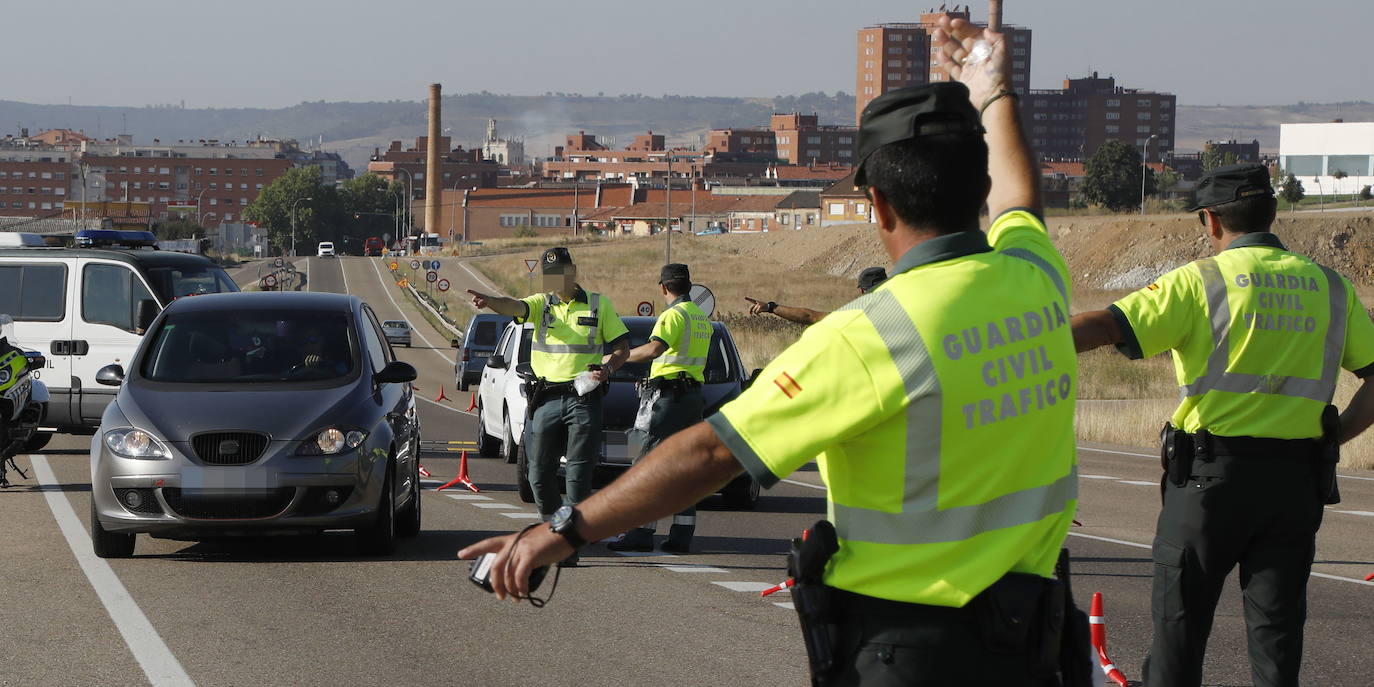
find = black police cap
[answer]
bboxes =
[540,246,574,274]
[1187,163,1274,212]
[854,82,985,187]
[659,263,690,284]
[857,266,887,292]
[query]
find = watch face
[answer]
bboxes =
[550,506,573,532]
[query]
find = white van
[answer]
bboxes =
[317,241,336,258]
[0,230,241,434]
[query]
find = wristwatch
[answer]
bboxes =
[549,505,587,549]
[765,301,777,313]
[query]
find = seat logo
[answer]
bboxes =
[218,440,241,456]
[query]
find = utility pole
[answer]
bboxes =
[1140,134,1158,215]
[665,154,672,264]
[290,196,313,257]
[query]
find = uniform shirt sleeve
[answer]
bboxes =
[1340,279,1374,377]
[706,315,885,487]
[596,295,630,346]
[988,209,1071,299]
[515,293,545,325]
[649,306,682,347]
[1110,264,1201,360]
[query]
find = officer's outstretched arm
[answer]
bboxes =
[933,14,1041,219]
[772,305,828,326]
[1070,310,1123,353]
[1339,377,1374,444]
[625,340,668,365]
[602,337,631,372]
[467,289,527,319]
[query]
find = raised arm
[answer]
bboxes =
[468,289,527,319]
[745,297,827,325]
[933,15,1041,219]
[1070,310,1124,353]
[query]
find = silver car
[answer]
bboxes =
[89,292,421,558]
[381,320,411,348]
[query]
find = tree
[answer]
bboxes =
[243,167,343,255]
[1361,185,1372,202]
[1201,144,1238,173]
[153,218,203,240]
[1154,168,1182,197]
[1280,174,1305,206]
[339,173,404,249]
[1331,169,1348,202]
[1081,140,1153,212]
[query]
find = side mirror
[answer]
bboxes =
[96,364,125,386]
[487,354,506,369]
[374,361,418,385]
[742,368,763,390]
[515,361,535,381]
[450,338,461,349]
[136,299,160,332]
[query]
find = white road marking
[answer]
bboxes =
[773,602,796,610]
[31,456,195,687]
[780,478,825,491]
[1333,510,1374,517]
[339,255,349,294]
[500,512,542,520]
[471,503,519,509]
[458,259,503,294]
[661,565,728,574]
[713,581,777,593]
[302,257,310,292]
[1081,474,1120,480]
[1117,480,1157,486]
[1069,531,1374,587]
[366,257,456,366]
[610,550,679,558]
[443,493,493,501]
[418,394,474,417]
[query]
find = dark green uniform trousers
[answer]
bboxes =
[621,386,704,549]
[525,390,602,516]
[1143,451,1324,687]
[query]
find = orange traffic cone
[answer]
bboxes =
[435,450,480,493]
[1090,592,1128,687]
[465,392,477,412]
[435,385,449,402]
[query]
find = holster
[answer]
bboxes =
[1160,423,1197,488]
[788,520,841,686]
[1318,404,1342,505]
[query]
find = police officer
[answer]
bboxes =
[744,267,887,325]
[462,15,1088,685]
[467,247,630,566]
[1072,164,1374,686]
[608,263,712,553]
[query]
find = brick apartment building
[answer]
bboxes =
[707,114,858,165]
[0,145,75,219]
[368,136,500,230]
[79,153,292,227]
[1023,73,1177,162]
[856,7,1032,124]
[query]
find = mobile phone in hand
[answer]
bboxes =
[469,553,549,594]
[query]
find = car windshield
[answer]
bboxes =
[382,321,407,330]
[141,310,357,383]
[470,318,504,348]
[144,265,239,302]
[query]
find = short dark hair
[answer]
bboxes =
[1207,194,1277,234]
[861,134,989,234]
[662,277,690,296]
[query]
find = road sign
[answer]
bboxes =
[274,257,285,268]
[688,284,716,317]
[637,301,654,317]
[410,259,421,270]
[262,274,278,289]
[398,278,410,288]
[525,259,538,273]
[383,233,391,242]
[429,260,441,271]
[426,270,438,283]
[389,261,399,270]
[437,278,451,292]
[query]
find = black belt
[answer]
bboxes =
[1188,432,1320,459]
[645,376,702,391]
[831,587,973,621]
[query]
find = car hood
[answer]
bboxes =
[116,382,361,442]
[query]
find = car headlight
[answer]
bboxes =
[103,428,172,460]
[296,427,368,455]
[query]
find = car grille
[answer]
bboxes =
[162,487,296,520]
[191,432,270,466]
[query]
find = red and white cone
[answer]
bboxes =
[434,385,449,402]
[466,392,477,412]
[1090,592,1128,687]
[1366,572,1374,582]
[435,450,480,493]
[760,578,794,597]
[418,464,431,478]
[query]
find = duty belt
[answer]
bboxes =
[1184,431,1321,459]
[644,375,702,392]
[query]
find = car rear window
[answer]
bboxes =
[382,321,408,329]
[471,320,501,347]
[141,310,357,384]
[144,264,239,302]
[610,320,733,383]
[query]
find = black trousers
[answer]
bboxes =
[824,594,1061,687]
[1143,452,1325,687]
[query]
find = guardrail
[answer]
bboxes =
[386,261,464,340]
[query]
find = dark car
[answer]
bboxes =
[492,316,761,509]
[454,313,512,391]
[88,292,422,558]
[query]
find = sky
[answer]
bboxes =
[4,0,1372,110]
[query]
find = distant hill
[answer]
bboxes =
[3,93,1368,173]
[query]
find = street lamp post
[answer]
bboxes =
[194,187,209,228]
[290,196,313,257]
[1140,134,1159,215]
[394,167,414,238]
[665,154,673,264]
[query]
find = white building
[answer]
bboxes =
[1279,122,1374,196]
[481,119,525,167]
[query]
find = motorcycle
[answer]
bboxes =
[0,314,50,488]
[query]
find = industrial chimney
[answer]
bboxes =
[425,83,443,242]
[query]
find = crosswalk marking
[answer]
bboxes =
[443,493,492,501]
[713,581,778,593]
[661,565,728,573]
[773,602,796,610]
[471,503,519,509]
[1117,480,1157,486]
[1080,474,1119,480]
[1333,510,1374,517]
[500,512,542,520]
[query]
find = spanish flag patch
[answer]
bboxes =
[773,372,803,399]
[1147,283,1160,291]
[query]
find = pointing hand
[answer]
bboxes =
[744,297,768,316]
[468,289,489,310]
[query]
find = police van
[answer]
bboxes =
[0,229,240,436]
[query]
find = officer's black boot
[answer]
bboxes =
[608,527,654,552]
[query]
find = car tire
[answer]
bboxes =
[23,431,52,452]
[720,475,761,510]
[499,413,517,464]
[476,404,500,457]
[515,441,534,504]
[90,499,135,558]
[357,464,397,556]
[396,454,422,538]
